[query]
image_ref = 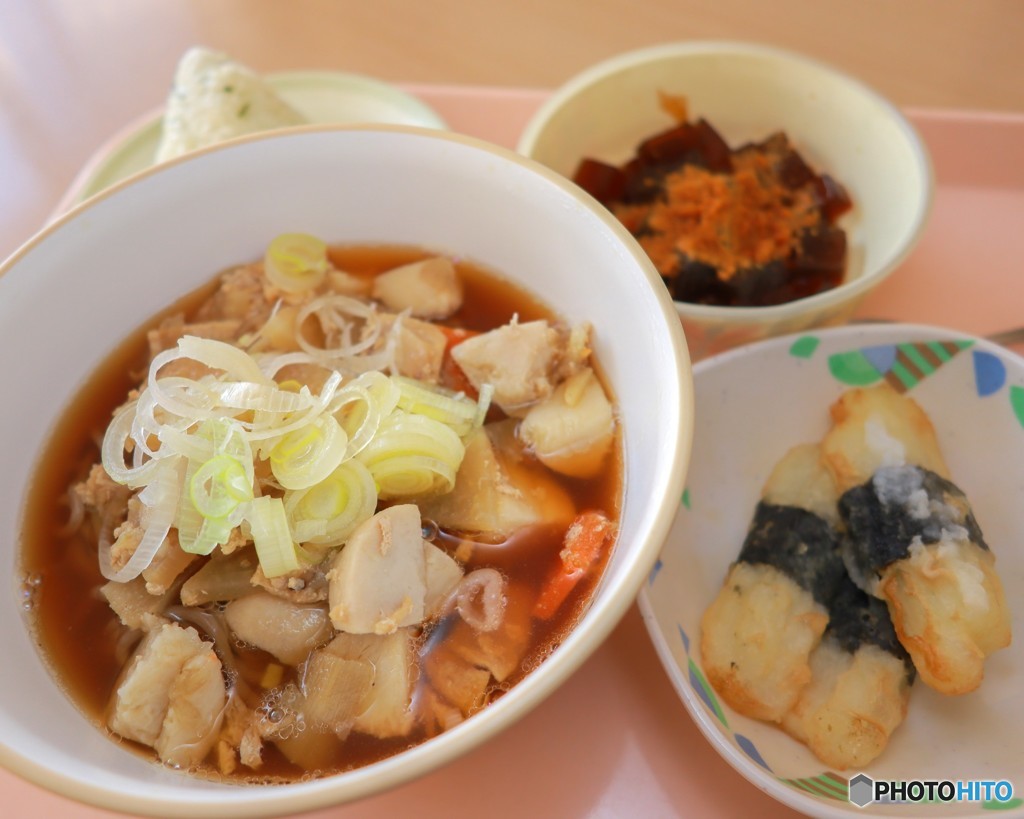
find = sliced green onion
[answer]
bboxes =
[190,454,254,519]
[473,383,495,429]
[176,335,269,384]
[247,495,303,578]
[196,418,254,477]
[392,375,481,437]
[268,414,348,490]
[285,458,377,546]
[175,455,204,552]
[369,454,456,498]
[99,458,183,581]
[264,233,329,293]
[175,418,254,554]
[245,370,343,443]
[332,370,400,458]
[102,400,167,488]
[356,410,465,499]
[187,515,234,557]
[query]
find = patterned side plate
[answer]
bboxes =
[638,323,1024,818]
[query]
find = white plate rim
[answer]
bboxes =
[54,70,449,212]
[637,321,1024,819]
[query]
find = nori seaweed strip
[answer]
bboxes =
[737,502,846,606]
[838,465,987,582]
[826,578,916,681]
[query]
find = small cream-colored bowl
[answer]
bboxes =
[0,125,692,817]
[518,41,934,360]
[639,323,1023,816]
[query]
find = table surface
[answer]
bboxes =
[3,0,1023,261]
[2,3,1023,818]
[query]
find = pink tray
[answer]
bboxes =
[8,86,1024,819]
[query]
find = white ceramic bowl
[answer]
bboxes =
[518,41,935,361]
[0,126,693,817]
[638,323,1023,817]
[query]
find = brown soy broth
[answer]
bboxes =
[20,281,220,718]
[20,244,622,781]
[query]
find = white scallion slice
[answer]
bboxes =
[392,374,481,437]
[247,495,302,578]
[187,515,234,557]
[264,233,329,293]
[177,335,270,383]
[190,453,254,519]
[285,458,377,546]
[356,410,465,499]
[268,414,348,491]
[331,370,400,458]
[98,458,183,581]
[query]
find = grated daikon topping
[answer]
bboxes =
[864,416,906,468]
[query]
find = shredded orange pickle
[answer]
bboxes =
[620,151,819,280]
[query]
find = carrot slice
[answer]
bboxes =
[438,326,479,397]
[533,511,616,620]
[438,325,478,350]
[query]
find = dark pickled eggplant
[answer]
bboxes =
[571,102,852,308]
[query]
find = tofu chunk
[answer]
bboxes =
[371,257,463,320]
[518,367,615,478]
[108,622,226,768]
[327,505,427,634]
[376,313,448,383]
[450,320,559,415]
[155,648,228,768]
[109,623,210,747]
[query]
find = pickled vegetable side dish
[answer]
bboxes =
[20,237,621,782]
[573,95,852,307]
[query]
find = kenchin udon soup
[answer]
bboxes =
[19,236,621,782]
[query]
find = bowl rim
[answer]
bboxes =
[516,39,936,323]
[0,122,695,817]
[637,319,1022,818]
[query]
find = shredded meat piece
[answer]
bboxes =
[74,463,131,521]
[239,722,264,769]
[147,313,244,358]
[216,739,237,776]
[193,263,275,332]
[216,694,264,771]
[220,527,251,556]
[143,530,197,595]
[251,564,330,604]
[218,694,252,747]
[109,521,144,573]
